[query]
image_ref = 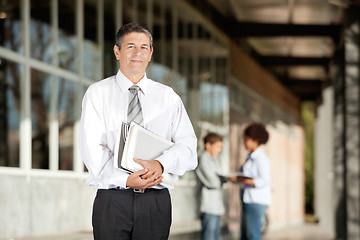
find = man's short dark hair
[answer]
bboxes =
[203,132,223,145]
[115,22,153,49]
[244,122,269,145]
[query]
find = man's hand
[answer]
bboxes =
[125,158,164,189]
[134,158,164,180]
[126,168,164,189]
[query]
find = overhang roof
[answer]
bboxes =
[187,0,360,101]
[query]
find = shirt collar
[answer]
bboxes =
[116,69,149,95]
[248,146,262,160]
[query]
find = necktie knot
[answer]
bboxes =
[129,85,141,95]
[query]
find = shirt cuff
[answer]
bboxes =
[156,150,176,174]
[111,171,130,188]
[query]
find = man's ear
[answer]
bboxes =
[205,142,211,151]
[113,45,120,60]
[149,47,153,62]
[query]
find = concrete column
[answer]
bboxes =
[333,6,360,240]
[315,86,334,235]
[344,6,360,239]
[333,47,347,240]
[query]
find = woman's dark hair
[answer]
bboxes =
[115,22,153,49]
[203,132,223,145]
[244,123,269,145]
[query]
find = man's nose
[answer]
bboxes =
[133,47,141,55]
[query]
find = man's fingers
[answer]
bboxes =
[145,176,164,188]
[133,168,148,177]
[141,171,160,179]
[134,158,145,165]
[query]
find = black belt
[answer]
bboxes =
[109,187,161,194]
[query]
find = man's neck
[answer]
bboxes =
[120,69,144,84]
[205,150,215,157]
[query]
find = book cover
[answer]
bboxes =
[115,122,176,188]
[217,172,253,179]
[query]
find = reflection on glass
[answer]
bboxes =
[59,0,77,72]
[58,31,76,72]
[30,20,54,63]
[58,79,76,171]
[200,82,228,125]
[123,0,137,23]
[0,0,22,53]
[31,69,50,169]
[0,60,20,167]
[84,0,101,80]
[30,0,53,63]
[103,0,117,78]
[149,63,188,103]
[83,40,101,80]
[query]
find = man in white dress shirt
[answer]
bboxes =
[79,22,198,240]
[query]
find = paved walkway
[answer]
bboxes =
[263,223,334,240]
[8,223,334,240]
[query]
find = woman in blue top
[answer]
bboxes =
[230,123,271,240]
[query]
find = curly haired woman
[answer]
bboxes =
[230,123,271,240]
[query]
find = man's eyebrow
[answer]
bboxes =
[126,42,150,47]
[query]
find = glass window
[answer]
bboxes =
[123,0,138,24]
[84,0,101,80]
[59,0,77,72]
[103,0,117,78]
[30,0,53,63]
[230,81,241,108]
[152,0,170,67]
[0,0,22,53]
[0,59,21,167]
[31,69,50,169]
[58,78,77,171]
[200,82,228,125]
[137,0,149,27]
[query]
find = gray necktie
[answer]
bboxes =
[127,85,144,126]
[118,85,143,169]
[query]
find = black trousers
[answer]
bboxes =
[92,188,172,240]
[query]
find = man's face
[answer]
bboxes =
[114,32,153,81]
[206,141,223,157]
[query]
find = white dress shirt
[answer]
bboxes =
[240,147,271,206]
[79,70,198,189]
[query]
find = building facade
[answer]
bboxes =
[0,0,305,238]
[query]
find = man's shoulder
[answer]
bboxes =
[199,152,212,163]
[148,78,173,91]
[147,78,180,98]
[87,75,116,93]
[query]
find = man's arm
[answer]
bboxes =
[155,96,198,176]
[79,89,129,188]
[196,155,221,189]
